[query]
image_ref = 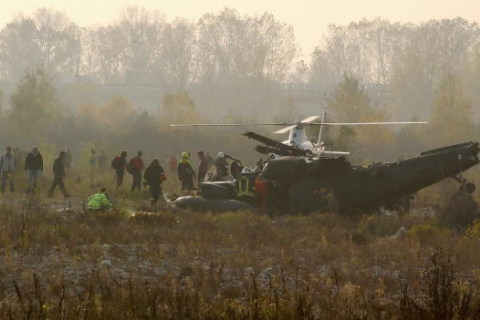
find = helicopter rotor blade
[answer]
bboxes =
[274,124,298,134]
[300,115,322,123]
[169,123,288,127]
[307,121,428,126]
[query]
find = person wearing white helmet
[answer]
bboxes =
[235,166,256,206]
[215,151,229,177]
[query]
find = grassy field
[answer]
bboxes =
[0,166,479,319]
[0,192,480,319]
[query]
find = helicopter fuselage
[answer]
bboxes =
[261,141,480,214]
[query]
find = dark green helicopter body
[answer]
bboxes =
[175,141,479,214]
[262,141,479,214]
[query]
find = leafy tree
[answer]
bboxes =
[429,74,476,145]
[98,96,137,134]
[10,68,62,138]
[161,92,200,125]
[327,75,392,152]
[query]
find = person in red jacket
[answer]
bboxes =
[127,151,145,192]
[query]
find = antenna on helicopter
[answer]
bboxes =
[317,111,326,147]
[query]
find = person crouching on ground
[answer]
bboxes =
[144,159,167,206]
[87,188,112,211]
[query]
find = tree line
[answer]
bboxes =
[0,7,478,165]
[1,8,480,120]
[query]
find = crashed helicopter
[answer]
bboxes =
[170,119,479,214]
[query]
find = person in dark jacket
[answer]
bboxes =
[197,151,209,183]
[25,146,44,194]
[177,152,195,191]
[128,151,145,192]
[144,159,166,205]
[111,151,128,191]
[48,151,71,198]
[63,148,73,168]
[0,146,16,193]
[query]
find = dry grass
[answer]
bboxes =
[0,195,479,319]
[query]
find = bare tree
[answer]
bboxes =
[87,6,165,84]
[0,8,81,81]
[195,8,297,117]
[155,18,196,92]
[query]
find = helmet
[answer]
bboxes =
[181,152,189,159]
[217,152,225,158]
[241,167,251,174]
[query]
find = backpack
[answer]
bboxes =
[111,156,120,170]
[126,159,135,174]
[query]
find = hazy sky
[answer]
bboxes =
[1,0,480,59]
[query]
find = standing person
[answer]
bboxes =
[111,151,128,191]
[197,151,209,183]
[144,159,167,206]
[48,151,71,198]
[205,152,214,170]
[63,148,73,168]
[168,154,178,175]
[127,151,145,192]
[0,146,16,193]
[235,167,257,206]
[24,146,43,194]
[89,149,97,170]
[177,152,195,191]
[98,150,107,169]
[230,160,243,179]
[215,152,229,178]
[440,183,479,228]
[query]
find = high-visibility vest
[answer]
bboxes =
[236,175,256,197]
[87,193,112,210]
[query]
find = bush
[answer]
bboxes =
[409,223,450,245]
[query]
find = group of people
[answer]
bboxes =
[0,145,259,212]
[87,151,167,211]
[175,151,244,191]
[0,146,70,198]
[110,151,166,205]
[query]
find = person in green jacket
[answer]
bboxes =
[87,188,112,211]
